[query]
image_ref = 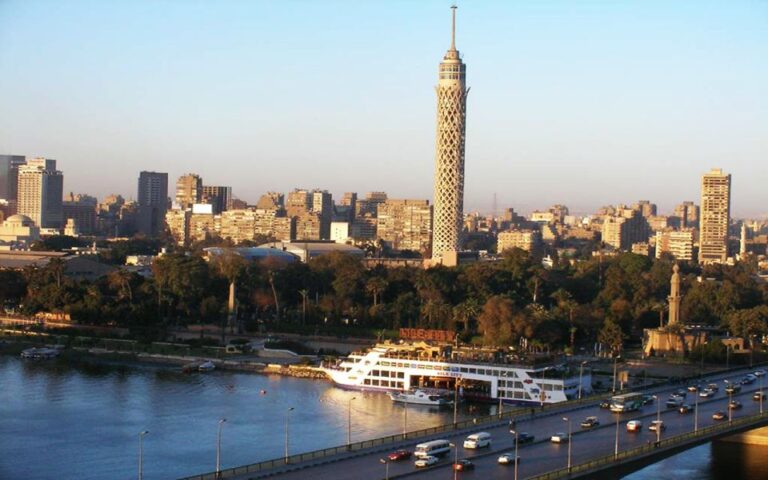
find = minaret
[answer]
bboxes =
[431,5,468,265]
[668,264,682,326]
[739,223,747,258]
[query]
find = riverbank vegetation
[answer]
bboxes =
[1,248,766,353]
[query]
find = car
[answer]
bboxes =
[580,416,600,429]
[515,432,535,444]
[753,391,766,401]
[649,420,666,432]
[642,395,654,405]
[666,397,683,408]
[679,404,693,414]
[729,400,743,410]
[550,432,569,443]
[414,456,439,468]
[707,383,719,392]
[754,370,766,378]
[599,400,612,409]
[687,385,701,392]
[674,389,687,398]
[387,450,412,461]
[497,453,520,465]
[699,389,715,398]
[712,411,727,421]
[741,375,756,385]
[725,383,742,394]
[626,420,643,432]
[453,459,474,471]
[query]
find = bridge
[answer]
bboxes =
[179,366,767,480]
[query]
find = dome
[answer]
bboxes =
[4,214,34,226]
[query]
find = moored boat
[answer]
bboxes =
[388,389,453,406]
[20,347,61,360]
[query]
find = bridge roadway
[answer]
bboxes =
[224,367,766,480]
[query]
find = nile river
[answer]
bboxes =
[0,356,765,479]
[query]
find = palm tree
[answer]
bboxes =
[365,277,388,307]
[453,298,480,334]
[652,302,667,329]
[107,269,133,302]
[211,251,247,335]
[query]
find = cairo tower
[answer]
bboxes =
[431,6,468,266]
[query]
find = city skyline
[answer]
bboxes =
[1,1,766,216]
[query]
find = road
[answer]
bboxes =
[253,368,766,480]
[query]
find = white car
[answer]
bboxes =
[414,455,439,468]
[550,432,569,443]
[754,370,766,378]
[699,389,715,398]
[497,453,519,465]
[626,420,643,432]
[649,420,666,432]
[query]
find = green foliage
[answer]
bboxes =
[30,235,87,252]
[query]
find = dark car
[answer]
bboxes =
[674,389,687,398]
[599,400,612,409]
[580,416,600,429]
[515,432,535,444]
[725,383,742,394]
[729,400,743,410]
[753,392,766,402]
[387,450,412,461]
[713,411,727,421]
[679,404,693,414]
[642,395,654,405]
[453,459,474,471]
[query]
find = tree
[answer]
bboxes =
[598,319,625,356]
[476,296,515,346]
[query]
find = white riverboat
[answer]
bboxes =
[20,347,61,360]
[388,389,453,406]
[323,341,591,405]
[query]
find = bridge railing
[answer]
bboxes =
[527,411,768,480]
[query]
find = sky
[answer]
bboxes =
[0,0,766,217]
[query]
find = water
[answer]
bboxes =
[0,356,484,480]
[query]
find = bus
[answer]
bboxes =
[414,439,451,458]
[609,392,644,413]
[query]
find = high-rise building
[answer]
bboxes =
[137,171,168,237]
[632,200,657,218]
[17,158,64,228]
[0,154,26,203]
[497,229,542,253]
[256,192,285,211]
[601,206,650,251]
[655,228,695,261]
[699,168,731,264]
[62,193,97,234]
[673,201,699,228]
[376,199,433,253]
[202,185,232,214]
[175,173,203,209]
[286,189,312,218]
[355,192,387,217]
[431,6,468,265]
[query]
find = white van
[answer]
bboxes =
[463,432,492,449]
[414,439,451,458]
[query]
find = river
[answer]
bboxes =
[1,355,764,480]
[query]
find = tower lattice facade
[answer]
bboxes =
[431,6,468,264]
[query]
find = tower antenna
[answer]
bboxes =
[450,5,457,50]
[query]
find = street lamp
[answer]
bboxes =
[653,395,661,445]
[216,418,227,477]
[510,429,520,480]
[728,388,733,424]
[284,407,294,464]
[402,401,408,439]
[614,414,619,458]
[760,375,764,416]
[138,430,149,480]
[563,417,572,471]
[694,388,699,433]
[453,380,460,425]
[578,361,588,400]
[379,458,389,480]
[449,443,458,480]
[612,356,618,393]
[347,397,356,447]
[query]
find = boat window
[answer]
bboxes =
[397,372,404,378]
[372,370,380,376]
[382,380,390,387]
[460,368,468,373]
[372,379,380,386]
[513,391,524,399]
[513,381,523,389]
[364,379,371,385]
[469,369,477,374]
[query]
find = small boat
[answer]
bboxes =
[198,361,216,372]
[388,389,453,406]
[20,347,61,360]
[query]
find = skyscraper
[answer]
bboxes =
[202,185,232,214]
[0,154,26,202]
[175,173,203,209]
[17,158,64,228]
[431,6,468,265]
[137,171,168,237]
[699,168,731,264]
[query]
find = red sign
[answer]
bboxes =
[399,328,456,342]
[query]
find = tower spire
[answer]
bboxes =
[450,5,457,51]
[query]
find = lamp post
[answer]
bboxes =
[449,443,458,480]
[612,356,619,393]
[760,376,764,416]
[614,414,619,458]
[563,417,572,471]
[379,458,389,480]
[653,395,661,445]
[347,397,356,447]
[510,429,520,480]
[728,389,733,424]
[578,361,587,400]
[138,430,149,480]
[402,401,408,439]
[453,380,460,425]
[284,407,294,464]
[694,388,699,432]
[216,418,227,478]
[726,345,731,370]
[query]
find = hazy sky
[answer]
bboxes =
[1,1,766,217]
